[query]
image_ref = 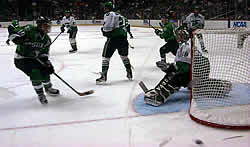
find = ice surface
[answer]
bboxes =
[0,26,249,147]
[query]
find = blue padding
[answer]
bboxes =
[134,88,190,115]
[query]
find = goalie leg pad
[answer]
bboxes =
[144,74,181,106]
[144,89,166,106]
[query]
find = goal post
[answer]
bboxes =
[189,28,250,129]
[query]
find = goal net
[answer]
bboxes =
[189,28,250,129]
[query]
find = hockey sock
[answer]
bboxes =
[70,43,77,50]
[197,33,207,52]
[42,80,52,90]
[70,38,77,50]
[102,57,110,77]
[237,33,247,48]
[32,81,44,95]
[120,56,131,70]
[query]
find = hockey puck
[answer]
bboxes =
[194,139,203,145]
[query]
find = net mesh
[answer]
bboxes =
[189,28,250,129]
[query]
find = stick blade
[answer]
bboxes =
[78,90,94,96]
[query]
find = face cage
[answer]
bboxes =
[41,23,51,33]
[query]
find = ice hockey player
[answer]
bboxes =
[61,10,78,53]
[8,16,59,104]
[184,6,206,52]
[96,1,133,84]
[6,19,19,45]
[144,29,191,106]
[185,6,204,34]
[154,12,179,70]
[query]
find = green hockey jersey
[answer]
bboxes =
[158,22,177,42]
[9,24,51,59]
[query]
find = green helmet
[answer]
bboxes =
[104,1,113,9]
[11,20,19,28]
[65,10,71,14]
[193,6,200,11]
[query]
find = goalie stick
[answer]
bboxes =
[139,79,198,93]
[138,81,149,92]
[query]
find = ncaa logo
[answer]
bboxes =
[233,21,247,27]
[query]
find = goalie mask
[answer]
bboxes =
[36,16,51,33]
[176,29,189,43]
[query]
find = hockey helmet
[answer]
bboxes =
[104,1,113,10]
[193,5,201,13]
[116,10,121,13]
[11,19,19,28]
[194,6,200,10]
[176,29,189,43]
[36,16,51,33]
[65,10,71,14]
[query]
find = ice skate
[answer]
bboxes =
[45,87,60,96]
[96,73,107,85]
[38,93,48,104]
[69,48,77,53]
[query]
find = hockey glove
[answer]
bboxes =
[155,29,162,36]
[6,39,10,45]
[60,26,65,33]
[101,27,111,38]
[41,60,55,74]
[67,27,72,33]
[163,63,177,74]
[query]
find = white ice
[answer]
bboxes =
[0,26,249,147]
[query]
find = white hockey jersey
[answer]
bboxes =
[175,40,191,64]
[185,13,204,31]
[61,16,77,29]
[103,11,121,32]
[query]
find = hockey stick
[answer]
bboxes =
[139,81,149,92]
[139,79,197,93]
[36,58,94,96]
[159,22,163,28]
[50,32,62,45]
[45,32,62,47]
[149,24,157,30]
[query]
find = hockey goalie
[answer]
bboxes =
[144,29,232,107]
